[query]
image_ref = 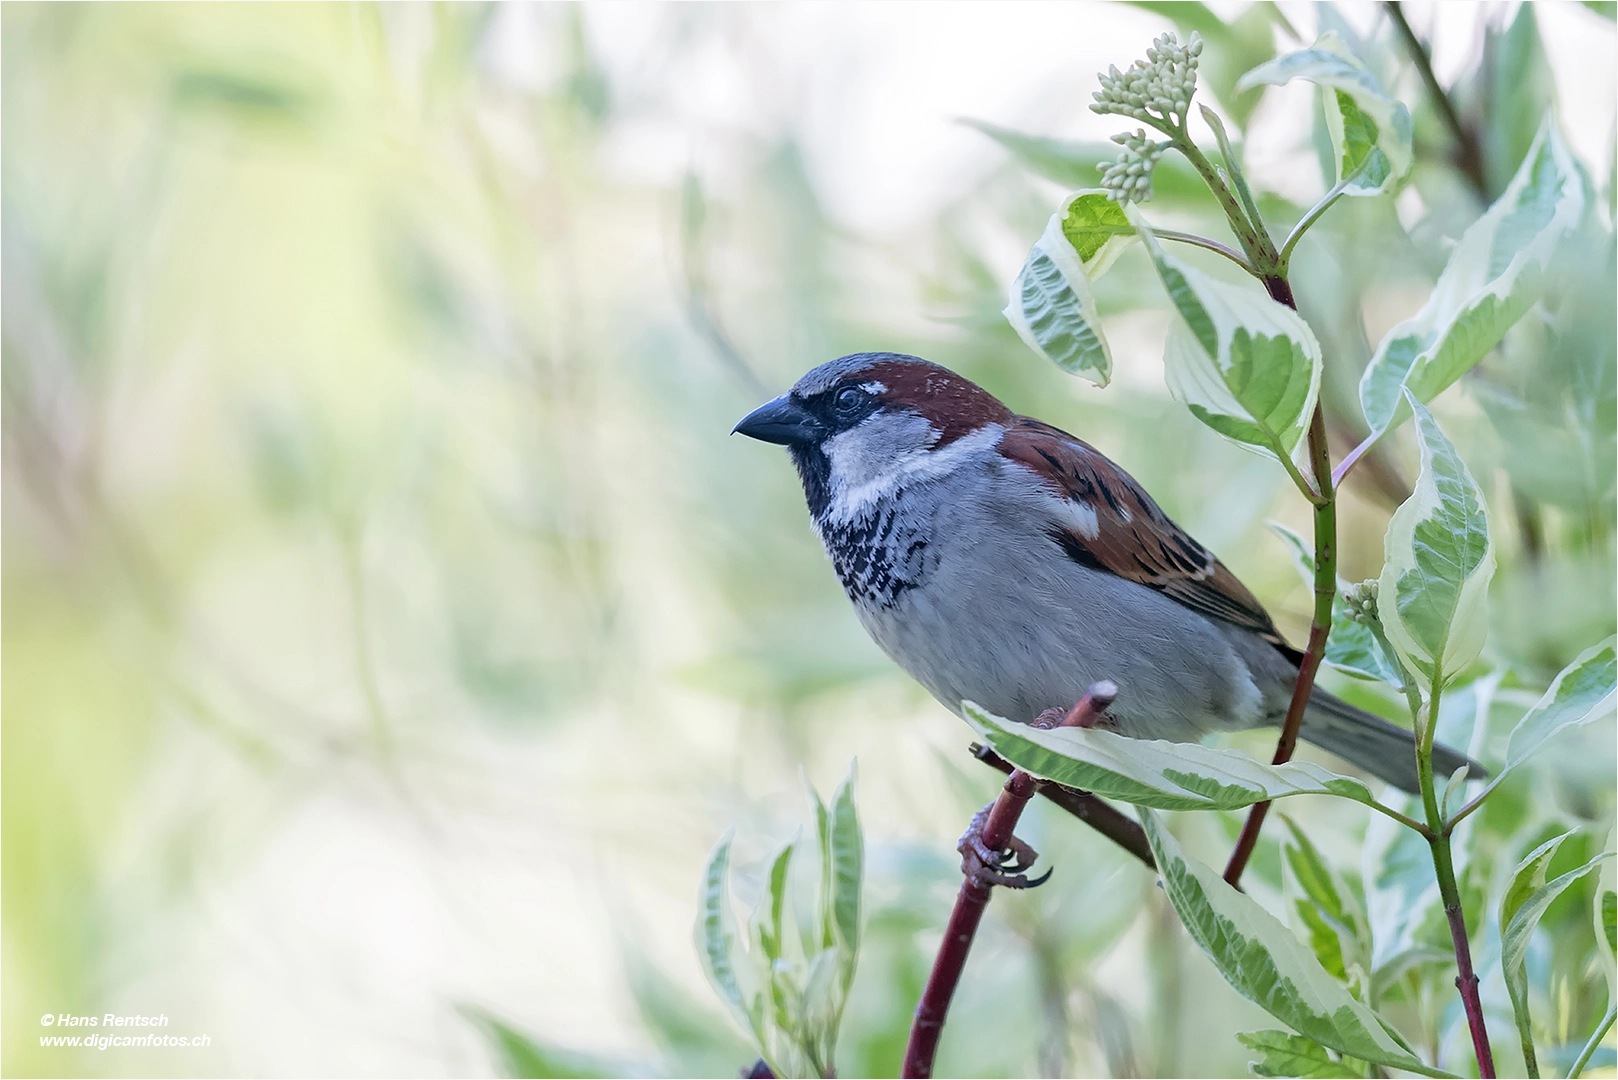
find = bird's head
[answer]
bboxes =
[732,352,1012,522]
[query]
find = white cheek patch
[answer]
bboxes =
[824,420,1004,523]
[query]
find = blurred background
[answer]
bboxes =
[4,3,1614,1077]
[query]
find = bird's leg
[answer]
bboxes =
[961,683,1122,888]
[957,803,1051,889]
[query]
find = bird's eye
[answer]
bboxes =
[833,385,870,418]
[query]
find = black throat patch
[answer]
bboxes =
[812,500,933,608]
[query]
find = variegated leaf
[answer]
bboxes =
[1004,190,1133,386]
[1502,636,1617,775]
[1500,834,1614,1078]
[965,702,1375,811]
[1237,32,1412,196]
[1135,214,1322,472]
[1377,395,1495,689]
[1142,811,1444,1076]
[1360,118,1584,436]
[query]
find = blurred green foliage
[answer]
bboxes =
[2,3,1613,1079]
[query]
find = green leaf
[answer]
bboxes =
[1059,190,1136,274]
[699,771,865,1078]
[1376,396,1495,689]
[1236,33,1412,196]
[1283,818,1372,998]
[805,780,832,957]
[1478,5,1555,199]
[1596,854,1616,1002]
[1141,811,1444,1076]
[696,833,758,1037]
[1135,216,1323,471]
[966,702,1376,811]
[1359,119,1585,437]
[828,764,863,966]
[757,842,795,963]
[1237,1030,1363,1077]
[1004,192,1132,385]
[1501,837,1615,1078]
[1332,90,1391,194]
[1269,522,1405,688]
[1502,637,1617,773]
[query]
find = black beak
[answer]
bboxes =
[732,395,822,445]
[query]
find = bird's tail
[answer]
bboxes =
[1300,690,1486,795]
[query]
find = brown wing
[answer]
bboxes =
[1000,417,1293,651]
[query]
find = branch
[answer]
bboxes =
[1569,1003,1617,1080]
[971,745,1155,870]
[1156,228,1254,273]
[1278,153,1378,270]
[1408,663,1497,1078]
[1384,1,1488,200]
[903,683,1118,1079]
[1225,283,1339,887]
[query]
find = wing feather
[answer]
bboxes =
[999,417,1290,649]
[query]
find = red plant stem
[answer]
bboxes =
[902,685,1115,1079]
[902,779,1031,1080]
[1446,893,1497,1077]
[1223,605,1330,886]
[1224,276,1337,887]
[972,746,1155,870]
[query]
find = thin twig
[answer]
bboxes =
[1384,2,1488,200]
[1225,294,1339,887]
[1279,154,1377,269]
[902,684,1118,1079]
[1568,1003,1617,1080]
[1201,106,1276,269]
[1324,413,1410,508]
[1332,431,1380,488]
[1444,775,1500,834]
[1405,658,1497,1078]
[1156,228,1254,272]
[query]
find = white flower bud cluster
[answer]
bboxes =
[1098,130,1168,204]
[1341,579,1381,625]
[1090,32,1203,130]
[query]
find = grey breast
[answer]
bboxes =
[826,453,1271,741]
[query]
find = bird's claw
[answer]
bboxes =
[957,804,1052,889]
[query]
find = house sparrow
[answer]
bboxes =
[733,352,1478,794]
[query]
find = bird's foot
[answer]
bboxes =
[1030,707,1068,730]
[957,803,1051,889]
[1031,690,1120,731]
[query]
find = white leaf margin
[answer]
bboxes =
[1358,117,1585,436]
[1236,32,1413,195]
[965,702,1375,811]
[1502,635,1617,773]
[1376,393,1496,685]
[1003,191,1130,387]
[1142,810,1446,1076]
[1134,213,1323,471]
